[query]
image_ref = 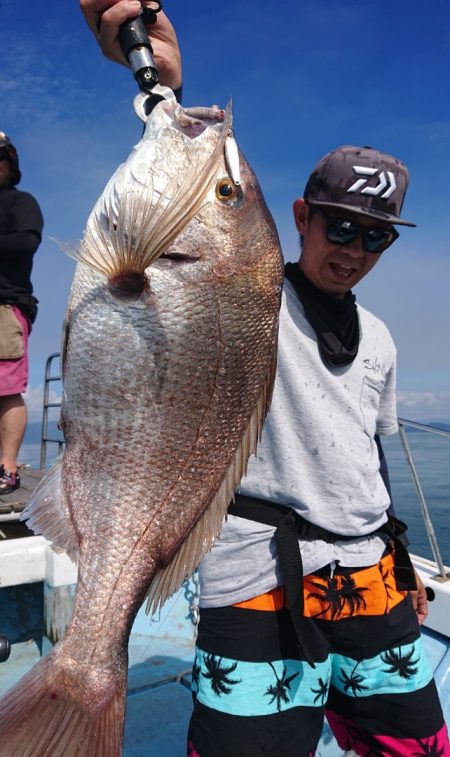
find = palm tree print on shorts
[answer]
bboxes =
[307,574,368,619]
[338,662,369,696]
[201,654,241,696]
[310,674,330,705]
[412,735,447,756]
[381,645,419,679]
[264,662,300,712]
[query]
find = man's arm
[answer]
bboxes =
[0,231,41,258]
[80,0,182,90]
[0,192,43,259]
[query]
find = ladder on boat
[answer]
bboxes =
[40,352,64,470]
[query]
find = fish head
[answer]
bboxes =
[79,97,283,301]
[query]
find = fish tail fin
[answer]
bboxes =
[0,648,126,756]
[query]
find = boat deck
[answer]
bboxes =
[1,559,450,756]
[1,421,450,755]
[0,582,196,756]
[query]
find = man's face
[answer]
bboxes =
[0,158,12,188]
[293,198,396,297]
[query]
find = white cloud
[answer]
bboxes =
[397,391,450,422]
[24,385,61,423]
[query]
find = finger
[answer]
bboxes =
[417,595,428,623]
[98,1,143,64]
[141,1,161,12]
[411,588,428,624]
[417,607,428,625]
[80,0,123,35]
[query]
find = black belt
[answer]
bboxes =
[228,495,416,667]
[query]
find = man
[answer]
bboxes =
[81,4,449,756]
[0,133,43,494]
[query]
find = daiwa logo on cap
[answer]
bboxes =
[347,166,397,199]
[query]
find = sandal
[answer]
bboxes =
[0,469,20,495]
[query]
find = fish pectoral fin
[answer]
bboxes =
[145,355,277,615]
[21,457,79,563]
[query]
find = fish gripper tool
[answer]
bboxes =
[119,1,165,112]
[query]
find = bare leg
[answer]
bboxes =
[0,394,27,472]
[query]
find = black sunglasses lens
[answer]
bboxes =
[326,220,359,245]
[363,229,390,252]
[363,228,398,253]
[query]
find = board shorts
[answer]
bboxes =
[187,550,450,756]
[0,305,31,396]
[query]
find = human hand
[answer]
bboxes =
[411,570,428,625]
[79,0,182,89]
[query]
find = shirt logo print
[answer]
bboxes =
[363,357,382,374]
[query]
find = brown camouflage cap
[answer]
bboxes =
[304,145,416,227]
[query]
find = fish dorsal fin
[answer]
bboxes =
[20,457,79,564]
[145,351,277,616]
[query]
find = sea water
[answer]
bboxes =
[19,424,450,566]
[382,429,450,565]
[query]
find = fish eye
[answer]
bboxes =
[215,177,240,204]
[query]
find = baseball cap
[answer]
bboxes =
[0,131,21,186]
[304,145,416,227]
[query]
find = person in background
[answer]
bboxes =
[80,3,449,756]
[0,133,43,494]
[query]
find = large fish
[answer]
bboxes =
[0,92,283,755]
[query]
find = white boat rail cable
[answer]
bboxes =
[397,417,450,582]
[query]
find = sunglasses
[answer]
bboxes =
[312,207,399,253]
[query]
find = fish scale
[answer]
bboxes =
[0,97,283,755]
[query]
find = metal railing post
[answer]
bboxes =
[398,419,449,580]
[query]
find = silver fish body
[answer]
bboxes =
[0,96,283,755]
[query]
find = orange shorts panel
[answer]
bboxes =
[233,551,407,620]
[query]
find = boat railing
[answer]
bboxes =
[397,418,450,581]
[40,352,64,470]
[38,363,449,579]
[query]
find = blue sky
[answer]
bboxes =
[1,0,449,420]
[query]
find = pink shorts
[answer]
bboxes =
[0,306,31,396]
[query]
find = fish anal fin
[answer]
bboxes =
[0,652,126,757]
[145,355,277,616]
[20,457,79,563]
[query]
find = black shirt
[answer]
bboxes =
[0,187,43,322]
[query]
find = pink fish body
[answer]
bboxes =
[0,95,283,755]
